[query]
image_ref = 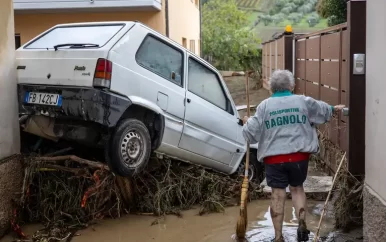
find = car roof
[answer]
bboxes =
[51,21,217,73]
[53,21,135,28]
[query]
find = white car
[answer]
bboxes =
[16,21,260,178]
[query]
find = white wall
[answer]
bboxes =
[365,0,386,201]
[0,0,20,159]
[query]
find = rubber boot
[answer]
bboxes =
[297,219,310,242]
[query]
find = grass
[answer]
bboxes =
[254,0,276,13]
[246,10,328,41]
[238,0,328,41]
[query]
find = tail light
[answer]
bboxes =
[93,58,112,88]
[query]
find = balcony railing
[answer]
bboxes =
[14,0,162,12]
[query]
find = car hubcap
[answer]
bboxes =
[121,131,143,167]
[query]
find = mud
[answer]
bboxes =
[2,199,335,242]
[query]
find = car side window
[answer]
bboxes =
[136,35,183,86]
[188,58,233,114]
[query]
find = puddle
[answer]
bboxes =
[1,200,335,242]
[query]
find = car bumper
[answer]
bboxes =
[18,84,132,128]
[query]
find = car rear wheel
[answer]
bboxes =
[107,118,151,177]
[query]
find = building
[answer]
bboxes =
[13,0,201,56]
[364,0,386,240]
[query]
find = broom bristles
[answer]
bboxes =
[236,208,247,239]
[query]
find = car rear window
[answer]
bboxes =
[25,24,125,49]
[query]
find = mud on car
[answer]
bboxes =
[17,21,261,179]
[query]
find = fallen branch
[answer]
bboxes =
[314,152,346,242]
[35,155,109,170]
[45,147,74,157]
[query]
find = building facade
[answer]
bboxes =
[13,0,201,55]
[364,0,386,241]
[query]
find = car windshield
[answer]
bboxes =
[25,24,125,49]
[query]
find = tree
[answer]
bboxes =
[272,14,285,24]
[202,0,261,70]
[288,13,303,25]
[284,2,297,13]
[260,14,272,26]
[308,12,321,27]
[297,3,314,14]
[317,0,347,26]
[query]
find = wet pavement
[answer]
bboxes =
[2,199,335,242]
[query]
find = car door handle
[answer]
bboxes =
[187,98,191,103]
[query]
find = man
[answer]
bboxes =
[242,70,345,242]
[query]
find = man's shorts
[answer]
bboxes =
[265,160,308,189]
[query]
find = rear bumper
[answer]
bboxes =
[18,84,132,128]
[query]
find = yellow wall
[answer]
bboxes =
[14,0,201,56]
[15,10,166,45]
[168,0,200,55]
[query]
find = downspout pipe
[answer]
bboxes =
[165,0,169,37]
[199,0,203,57]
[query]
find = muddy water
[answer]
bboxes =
[3,199,334,242]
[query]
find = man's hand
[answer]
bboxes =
[334,104,345,112]
[243,116,249,124]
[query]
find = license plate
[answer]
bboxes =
[24,92,62,106]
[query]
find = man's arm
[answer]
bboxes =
[242,103,265,144]
[302,96,345,125]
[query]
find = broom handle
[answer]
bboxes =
[244,72,251,176]
[313,152,346,242]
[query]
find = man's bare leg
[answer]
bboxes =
[290,185,310,241]
[289,185,306,221]
[270,188,286,240]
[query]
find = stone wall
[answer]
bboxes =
[363,184,386,242]
[0,157,23,237]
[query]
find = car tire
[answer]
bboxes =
[238,150,264,183]
[107,118,152,177]
[250,151,264,183]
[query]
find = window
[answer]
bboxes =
[190,40,195,53]
[188,58,230,112]
[182,38,187,48]
[25,24,124,49]
[15,34,21,49]
[197,39,201,56]
[136,35,183,86]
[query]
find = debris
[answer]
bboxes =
[314,122,364,232]
[131,157,262,216]
[18,155,122,241]
[16,154,262,241]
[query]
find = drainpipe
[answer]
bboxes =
[165,0,169,37]
[199,0,203,56]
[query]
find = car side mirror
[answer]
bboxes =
[238,118,244,126]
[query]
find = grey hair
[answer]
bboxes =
[269,69,295,93]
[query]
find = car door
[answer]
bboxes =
[178,55,242,165]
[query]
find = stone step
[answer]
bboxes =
[260,176,333,200]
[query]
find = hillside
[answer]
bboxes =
[236,0,328,41]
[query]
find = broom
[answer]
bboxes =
[236,71,252,240]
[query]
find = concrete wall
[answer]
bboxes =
[364,0,386,240]
[365,0,386,201]
[0,0,20,157]
[15,10,166,45]
[0,0,22,238]
[168,0,200,55]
